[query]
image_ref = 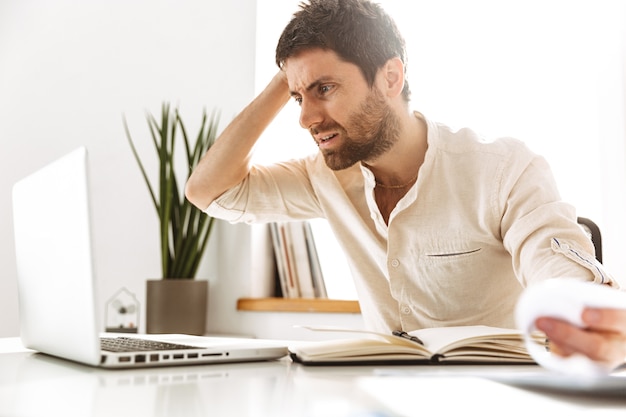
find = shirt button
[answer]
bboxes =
[401,305,411,314]
[390,259,400,268]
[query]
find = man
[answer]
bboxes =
[186,0,626,369]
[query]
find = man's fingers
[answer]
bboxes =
[582,308,626,333]
[536,317,626,368]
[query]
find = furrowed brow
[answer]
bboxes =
[290,77,333,97]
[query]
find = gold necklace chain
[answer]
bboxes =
[375,174,418,189]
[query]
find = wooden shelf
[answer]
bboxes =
[237,297,361,313]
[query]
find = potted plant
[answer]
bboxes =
[124,102,220,335]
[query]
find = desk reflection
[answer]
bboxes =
[3,349,626,417]
[0,351,386,417]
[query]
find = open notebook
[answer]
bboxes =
[12,147,288,368]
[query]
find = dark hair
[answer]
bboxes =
[275,0,411,102]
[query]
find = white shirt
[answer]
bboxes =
[206,113,615,333]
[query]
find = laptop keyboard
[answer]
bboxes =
[101,337,202,352]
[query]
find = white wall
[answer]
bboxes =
[0,0,260,337]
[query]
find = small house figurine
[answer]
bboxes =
[105,287,139,333]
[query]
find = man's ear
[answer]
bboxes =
[379,57,405,98]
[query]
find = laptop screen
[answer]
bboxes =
[12,147,102,365]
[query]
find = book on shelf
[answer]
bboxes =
[287,221,315,298]
[303,221,327,298]
[269,221,328,299]
[270,222,299,298]
[289,325,542,365]
[307,218,357,300]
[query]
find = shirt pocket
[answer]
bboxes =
[418,240,485,288]
[407,240,487,321]
[424,247,482,259]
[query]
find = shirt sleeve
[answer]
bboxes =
[204,156,324,224]
[500,154,617,288]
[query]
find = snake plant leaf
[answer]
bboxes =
[124,103,220,279]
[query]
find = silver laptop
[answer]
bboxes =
[12,146,288,368]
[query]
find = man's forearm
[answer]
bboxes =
[186,71,291,210]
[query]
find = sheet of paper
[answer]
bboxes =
[516,278,626,376]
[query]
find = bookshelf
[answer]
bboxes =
[237,297,360,313]
[246,220,360,314]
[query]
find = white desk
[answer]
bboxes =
[1,337,625,416]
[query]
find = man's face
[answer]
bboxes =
[284,48,399,170]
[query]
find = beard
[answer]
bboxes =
[313,87,400,171]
